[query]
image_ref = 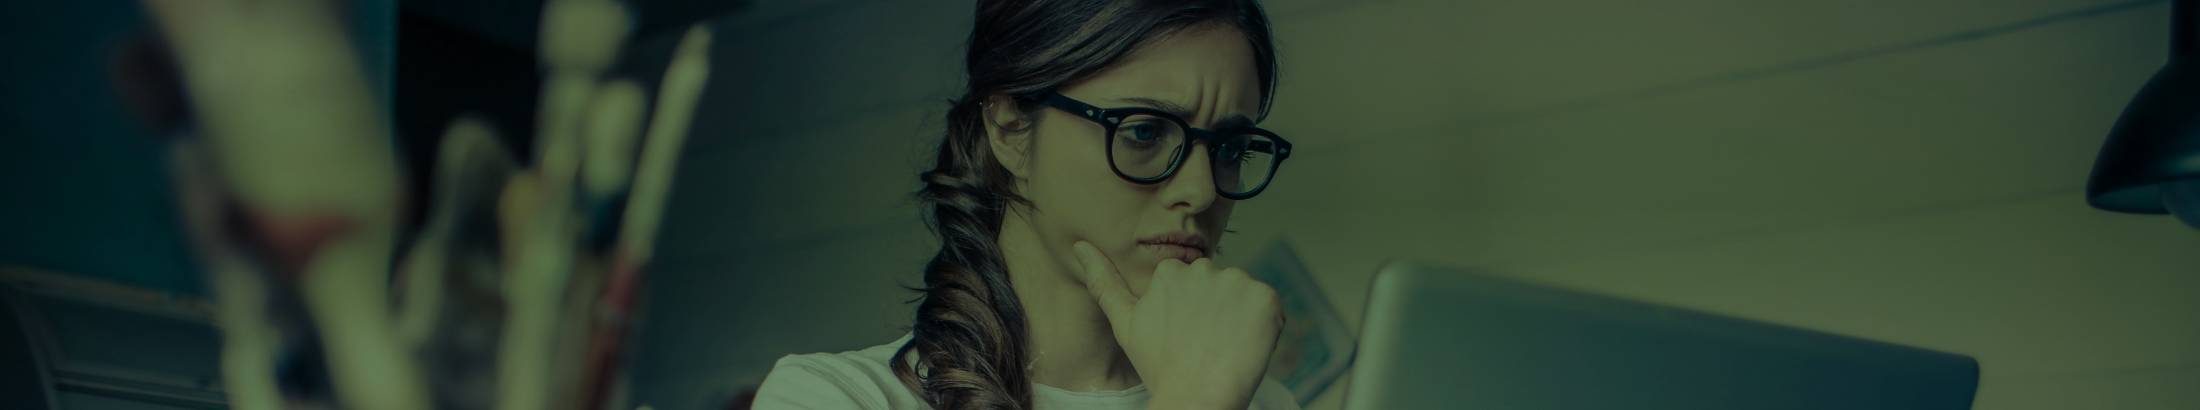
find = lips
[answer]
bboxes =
[1136,231,1211,264]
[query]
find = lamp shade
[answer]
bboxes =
[2086,0,2200,222]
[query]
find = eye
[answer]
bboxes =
[1214,137,1255,164]
[1221,144,1248,164]
[1115,116,1179,150]
[1123,122,1166,143]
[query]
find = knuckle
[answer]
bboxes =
[1235,277,1279,309]
[1221,268,1258,287]
[1251,282,1280,306]
[1156,259,1187,272]
[1089,279,1121,294]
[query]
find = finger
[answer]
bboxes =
[1148,258,1187,298]
[1070,241,1138,325]
[618,23,713,262]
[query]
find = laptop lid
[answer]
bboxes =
[1342,261,1979,410]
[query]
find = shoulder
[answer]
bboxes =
[751,335,926,410]
[1248,377,1303,410]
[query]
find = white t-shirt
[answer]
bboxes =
[751,334,1302,410]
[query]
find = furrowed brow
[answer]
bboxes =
[1121,97,1256,130]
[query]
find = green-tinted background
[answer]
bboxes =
[629,1,2200,409]
[4,1,2197,410]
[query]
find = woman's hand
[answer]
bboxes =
[1071,241,1284,410]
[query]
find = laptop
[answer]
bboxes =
[1341,262,1980,410]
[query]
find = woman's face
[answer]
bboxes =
[999,24,1265,296]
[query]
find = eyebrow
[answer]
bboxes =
[1120,96,1257,130]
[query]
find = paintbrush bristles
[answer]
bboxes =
[584,80,648,200]
[538,0,631,72]
[620,24,715,262]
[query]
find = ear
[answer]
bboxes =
[982,94,1035,178]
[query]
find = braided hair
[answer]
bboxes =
[893,1,1279,408]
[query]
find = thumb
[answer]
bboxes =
[1071,241,1138,332]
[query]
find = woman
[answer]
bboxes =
[752,0,1298,409]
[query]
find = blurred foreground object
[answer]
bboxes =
[135,0,712,408]
[1244,239,1354,406]
[2089,0,2200,229]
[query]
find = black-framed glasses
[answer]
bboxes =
[1041,92,1293,200]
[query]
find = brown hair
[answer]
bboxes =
[892,0,1279,408]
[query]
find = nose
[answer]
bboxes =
[1159,142,1221,213]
